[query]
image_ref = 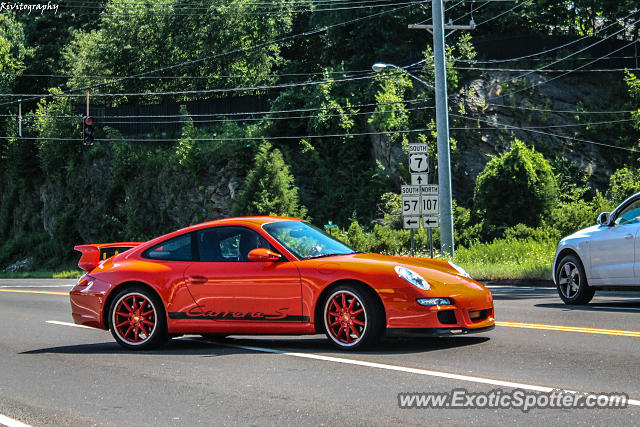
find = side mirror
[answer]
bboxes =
[248,248,281,262]
[597,212,610,226]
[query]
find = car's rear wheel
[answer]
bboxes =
[109,287,168,350]
[323,285,383,350]
[556,255,595,305]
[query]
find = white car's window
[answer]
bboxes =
[614,200,640,226]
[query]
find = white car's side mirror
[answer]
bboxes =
[597,212,610,225]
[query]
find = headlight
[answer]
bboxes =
[394,266,430,290]
[448,261,471,278]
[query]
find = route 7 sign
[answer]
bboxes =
[408,143,429,173]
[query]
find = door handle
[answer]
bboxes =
[188,276,208,284]
[625,234,633,240]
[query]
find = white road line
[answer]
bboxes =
[45,320,94,329]
[0,285,74,289]
[213,340,640,407]
[47,320,640,408]
[0,414,32,427]
[592,306,640,312]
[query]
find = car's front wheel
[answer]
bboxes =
[323,285,383,350]
[109,286,169,350]
[556,255,595,305]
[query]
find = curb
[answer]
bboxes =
[479,279,555,288]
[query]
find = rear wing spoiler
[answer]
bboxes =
[74,242,142,271]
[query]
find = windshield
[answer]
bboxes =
[263,221,356,260]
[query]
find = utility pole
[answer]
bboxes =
[409,1,475,257]
[18,100,22,137]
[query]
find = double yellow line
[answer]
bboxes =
[496,321,640,338]
[0,289,69,296]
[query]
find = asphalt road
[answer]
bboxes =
[1,279,640,425]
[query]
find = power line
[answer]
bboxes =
[488,39,638,100]
[3,70,373,80]
[474,0,531,26]
[0,98,431,119]
[0,2,423,108]
[471,15,640,101]
[453,66,640,73]
[450,113,638,152]
[459,55,640,64]
[2,103,436,125]
[57,1,423,15]
[0,74,377,98]
[0,127,434,142]
[453,11,636,67]
[455,116,636,129]
[59,0,404,9]
[483,102,636,115]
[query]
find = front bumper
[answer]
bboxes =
[386,324,495,338]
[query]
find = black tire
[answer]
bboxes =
[108,286,169,350]
[322,284,384,350]
[555,255,595,305]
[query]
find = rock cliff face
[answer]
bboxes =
[369,70,632,203]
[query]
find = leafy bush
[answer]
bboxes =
[474,139,559,238]
[549,190,613,237]
[606,167,640,206]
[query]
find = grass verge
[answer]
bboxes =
[452,238,556,281]
[0,270,83,279]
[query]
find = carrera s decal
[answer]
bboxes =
[169,306,310,322]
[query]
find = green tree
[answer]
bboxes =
[232,142,307,218]
[0,13,26,94]
[63,0,294,98]
[606,167,640,205]
[474,139,559,237]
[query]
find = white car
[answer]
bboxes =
[553,192,640,304]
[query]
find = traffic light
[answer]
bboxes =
[82,115,94,145]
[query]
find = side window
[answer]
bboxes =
[143,233,192,261]
[614,200,640,226]
[196,227,276,262]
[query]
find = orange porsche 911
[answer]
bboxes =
[71,216,494,350]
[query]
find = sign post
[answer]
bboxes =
[324,220,338,236]
[402,145,441,257]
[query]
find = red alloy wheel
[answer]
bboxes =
[112,293,157,345]
[324,290,367,347]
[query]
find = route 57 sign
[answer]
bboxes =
[401,185,420,216]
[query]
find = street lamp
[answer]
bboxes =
[371,62,434,89]
[371,61,455,257]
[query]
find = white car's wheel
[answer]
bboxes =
[556,255,595,305]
